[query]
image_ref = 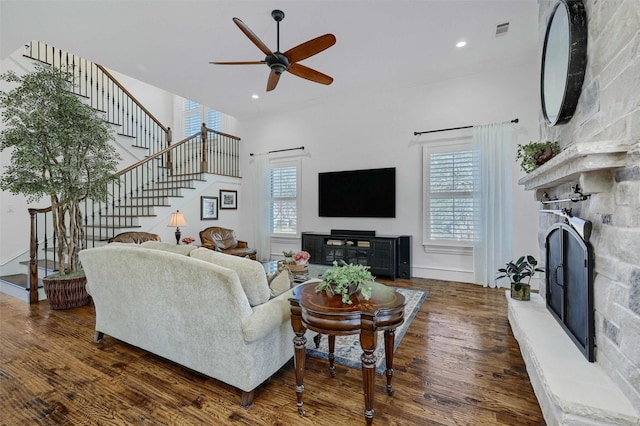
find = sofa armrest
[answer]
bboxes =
[241,288,294,343]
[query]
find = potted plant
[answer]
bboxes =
[283,250,294,264]
[316,260,374,304]
[496,255,544,301]
[515,141,560,173]
[0,64,120,309]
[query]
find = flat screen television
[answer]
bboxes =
[318,167,396,218]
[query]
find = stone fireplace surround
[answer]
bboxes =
[509,140,639,425]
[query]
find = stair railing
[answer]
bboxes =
[27,126,240,303]
[86,124,241,244]
[24,41,169,155]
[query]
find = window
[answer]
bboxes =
[423,141,478,251]
[270,161,299,234]
[182,99,221,137]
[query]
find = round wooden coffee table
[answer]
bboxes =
[290,281,405,425]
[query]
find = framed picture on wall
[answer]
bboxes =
[201,196,219,220]
[219,189,238,210]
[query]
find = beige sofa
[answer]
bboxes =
[79,241,296,408]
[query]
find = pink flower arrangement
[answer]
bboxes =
[293,251,311,264]
[181,237,196,245]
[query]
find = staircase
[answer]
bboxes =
[0,41,241,303]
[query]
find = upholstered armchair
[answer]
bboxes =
[107,231,161,244]
[199,227,257,259]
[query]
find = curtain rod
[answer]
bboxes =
[249,146,305,156]
[413,118,519,136]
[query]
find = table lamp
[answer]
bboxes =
[167,210,187,244]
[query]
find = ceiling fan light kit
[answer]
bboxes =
[211,9,336,92]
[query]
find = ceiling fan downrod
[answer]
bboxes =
[272,10,284,52]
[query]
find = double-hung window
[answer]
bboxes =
[422,140,479,253]
[270,159,299,235]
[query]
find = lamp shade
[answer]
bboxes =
[167,211,187,227]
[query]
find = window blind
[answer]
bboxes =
[270,166,297,234]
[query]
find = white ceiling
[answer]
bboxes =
[0,0,540,121]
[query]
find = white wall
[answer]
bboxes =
[238,59,542,283]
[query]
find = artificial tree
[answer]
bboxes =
[0,63,120,278]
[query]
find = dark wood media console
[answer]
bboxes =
[301,231,412,280]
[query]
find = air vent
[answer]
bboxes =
[496,22,509,36]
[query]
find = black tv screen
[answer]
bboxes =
[318,167,396,218]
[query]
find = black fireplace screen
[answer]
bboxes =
[545,222,595,361]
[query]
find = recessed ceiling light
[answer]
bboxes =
[456,41,467,48]
[251,94,259,99]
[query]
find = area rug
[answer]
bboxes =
[305,287,428,375]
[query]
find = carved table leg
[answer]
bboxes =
[291,301,307,416]
[384,329,396,396]
[328,334,336,377]
[360,325,378,426]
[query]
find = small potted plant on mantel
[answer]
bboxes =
[495,255,544,301]
[515,141,561,173]
[316,260,374,304]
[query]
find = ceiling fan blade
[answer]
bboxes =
[266,70,281,92]
[288,63,333,85]
[233,17,274,57]
[209,61,266,65]
[284,34,336,63]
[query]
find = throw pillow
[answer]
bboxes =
[189,248,271,306]
[267,269,293,298]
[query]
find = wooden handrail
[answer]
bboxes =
[116,133,199,176]
[96,64,168,133]
[207,127,242,141]
[115,126,241,176]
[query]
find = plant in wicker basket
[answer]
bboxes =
[0,64,120,309]
[316,260,374,304]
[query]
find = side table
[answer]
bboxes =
[289,281,405,425]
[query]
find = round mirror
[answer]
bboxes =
[540,0,587,126]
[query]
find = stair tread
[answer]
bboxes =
[0,274,29,288]
[18,259,57,269]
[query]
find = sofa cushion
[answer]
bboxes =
[190,248,270,306]
[141,241,198,256]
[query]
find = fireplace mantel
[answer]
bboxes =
[518,140,629,191]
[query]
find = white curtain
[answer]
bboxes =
[253,154,271,261]
[472,122,513,288]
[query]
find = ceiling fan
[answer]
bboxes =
[210,10,336,92]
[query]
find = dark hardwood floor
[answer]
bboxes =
[0,277,544,425]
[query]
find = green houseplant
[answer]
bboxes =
[515,141,560,173]
[316,260,374,304]
[496,255,544,301]
[283,250,294,264]
[0,64,120,308]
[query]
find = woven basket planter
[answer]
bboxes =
[278,261,308,274]
[43,274,91,310]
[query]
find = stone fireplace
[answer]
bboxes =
[507,1,640,424]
